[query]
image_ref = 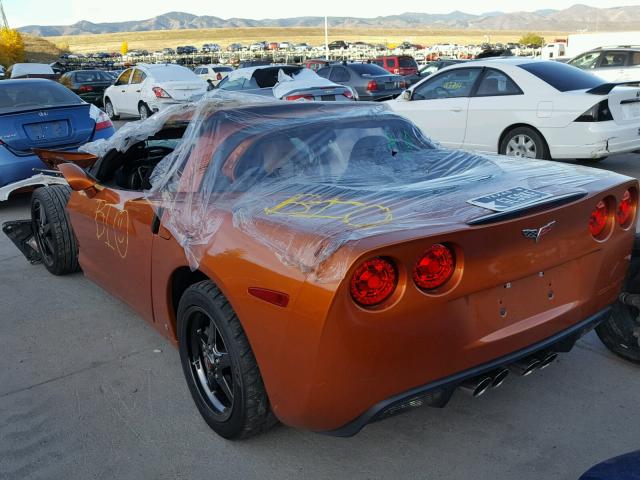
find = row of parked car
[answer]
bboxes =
[2,50,640,198]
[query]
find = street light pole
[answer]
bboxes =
[325,15,329,60]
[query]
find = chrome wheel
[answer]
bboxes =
[105,100,115,119]
[139,104,149,120]
[506,134,537,158]
[186,307,234,420]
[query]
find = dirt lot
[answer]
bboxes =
[48,27,567,54]
[1,153,639,479]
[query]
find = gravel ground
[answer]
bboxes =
[1,148,640,480]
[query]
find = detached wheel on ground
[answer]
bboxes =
[177,280,277,439]
[499,127,550,160]
[596,251,640,364]
[31,185,80,276]
[138,102,152,120]
[104,98,119,120]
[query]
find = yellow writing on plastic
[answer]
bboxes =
[264,194,392,229]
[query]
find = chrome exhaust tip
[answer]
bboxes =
[459,376,493,398]
[537,352,558,370]
[490,368,510,388]
[508,357,541,377]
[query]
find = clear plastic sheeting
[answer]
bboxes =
[272,68,340,99]
[79,103,195,158]
[144,90,617,277]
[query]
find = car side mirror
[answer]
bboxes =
[402,90,413,101]
[57,162,97,197]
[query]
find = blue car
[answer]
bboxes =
[580,451,640,479]
[0,79,115,189]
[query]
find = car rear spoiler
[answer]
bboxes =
[586,82,639,95]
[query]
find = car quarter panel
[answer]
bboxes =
[66,189,156,322]
[272,179,636,431]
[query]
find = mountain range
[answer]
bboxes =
[17,4,640,37]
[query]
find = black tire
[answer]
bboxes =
[31,185,80,276]
[104,98,119,120]
[577,157,608,163]
[177,280,277,439]
[499,126,550,160]
[138,102,152,120]
[596,250,640,364]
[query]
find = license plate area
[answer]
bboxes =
[469,261,578,335]
[24,120,69,141]
[622,102,640,120]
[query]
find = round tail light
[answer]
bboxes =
[589,200,610,238]
[413,244,455,291]
[616,189,636,228]
[350,257,397,306]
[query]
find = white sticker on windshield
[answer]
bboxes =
[467,187,553,212]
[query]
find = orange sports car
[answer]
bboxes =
[3,97,638,439]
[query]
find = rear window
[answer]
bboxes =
[253,66,302,88]
[0,81,82,114]
[149,66,199,82]
[349,64,389,76]
[518,61,603,92]
[213,67,233,72]
[399,57,418,68]
[75,71,112,82]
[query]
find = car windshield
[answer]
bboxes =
[518,61,604,92]
[349,64,390,76]
[149,67,199,82]
[0,82,83,113]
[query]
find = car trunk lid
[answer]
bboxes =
[0,104,94,154]
[607,86,640,124]
[160,81,207,101]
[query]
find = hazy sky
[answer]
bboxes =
[6,0,640,27]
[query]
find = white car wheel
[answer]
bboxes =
[506,134,537,158]
[139,103,152,120]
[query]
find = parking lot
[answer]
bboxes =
[0,150,639,480]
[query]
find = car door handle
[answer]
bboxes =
[121,89,125,93]
[135,90,140,93]
[450,107,463,112]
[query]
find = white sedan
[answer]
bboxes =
[388,58,640,161]
[103,64,207,120]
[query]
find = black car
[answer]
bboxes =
[317,63,405,101]
[59,69,114,106]
[328,40,348,50]
[177,46,198,55]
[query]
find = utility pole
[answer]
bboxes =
[0,0,9,29]
[325,16,329,60]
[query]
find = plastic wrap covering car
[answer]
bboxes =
[79,103,196,158]
[144,91,618,277]
[272,68,344,99]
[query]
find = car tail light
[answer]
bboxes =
[394,68,400,74]
[216,72,222,80]
[89,104,113,132]
[617,189,637,228]
[342,89,353,99]
[350,257,397,306]
[285,94,314,101]
[413,244,455,291]
[366,80,379,92]
[589,200,610,238]
[575,100,613,122]
[152,87,171,98]
[78,85,94,92]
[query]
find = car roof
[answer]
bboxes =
[588,46,640,52]
[0,78,58,86]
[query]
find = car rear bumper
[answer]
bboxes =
[324,306,610,437]
[543,121,640,159]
